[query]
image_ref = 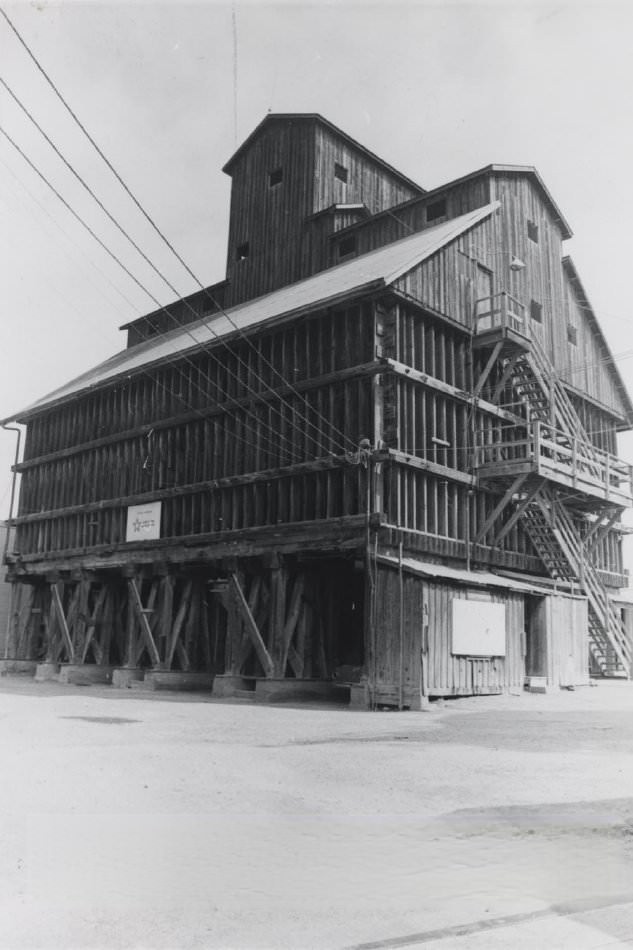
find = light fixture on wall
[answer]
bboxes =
[510,255,526,271]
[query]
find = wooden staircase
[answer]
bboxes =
[474,296,631,678]
[520,486,630,676]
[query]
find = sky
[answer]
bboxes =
[1,0,633,562]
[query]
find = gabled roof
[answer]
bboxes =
[222,113,426,196]
[562,256,633,426]
[2,203,498,423]
[336,163,573,241]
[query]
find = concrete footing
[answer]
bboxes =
[525,676,549,694]
[212,675,256,699]
[35,662,60,682]
[112,668,145,689]
[143,671,214,692]
[0,659,37,676]
[213,675,348,704]
[58,664,114,686]
[349,683,430,710]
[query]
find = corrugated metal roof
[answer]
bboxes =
[3,203,498,422]
[377,554,577,596]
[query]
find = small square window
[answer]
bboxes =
[426,198,447,222]
[334,162,348,184]
[527,220,539,243]
[567,325,578,345]
[236,242,249,261]
[338,235,356,258]
[269,167,283,187]
[530,300,543,323]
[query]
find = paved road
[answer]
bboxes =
[0,677,632,948]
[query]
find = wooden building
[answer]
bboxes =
[2,113,632,705]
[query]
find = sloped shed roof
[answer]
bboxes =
[3,203,497,423]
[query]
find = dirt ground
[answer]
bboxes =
[1,677,633,949]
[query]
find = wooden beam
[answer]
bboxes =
[128,579,161,669]
[270,560,288,677]
[492,479,545,545]
[10,514,373,574]
[383,358,522,424]
[135,579,160,666]
[15,361,383,472]
[473,341,504,399]
[472,473,528,546]
[51,582,74,663]
[584,509,622,554]
[166,579,192,669]
[492,355,522,404]
[281,575,305,676]
[81,584,107,663]
[229,572,274,677]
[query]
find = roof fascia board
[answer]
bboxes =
[383,201,499,284]
[562,255,633,425]
[333,164,572,242]
[222,113,425,195]
[2,278,386,426]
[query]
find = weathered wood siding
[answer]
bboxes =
[312,124,418,216]
[225,119,316,305]
[15,303,376,559]
[331,174,492,259]
[225,118,419,306]
[373,565,526,700]
[562,273,627,417]
[527,593,588,686]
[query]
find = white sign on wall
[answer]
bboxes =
[452,598,506,656]
[125,501,162,542]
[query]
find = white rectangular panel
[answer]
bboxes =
[125,501,162,542]
[452,598,506,656]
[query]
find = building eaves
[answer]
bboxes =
[333,163,573,242]
[562,255,633,427]
[222,113,426,196]
[1,203,497,425]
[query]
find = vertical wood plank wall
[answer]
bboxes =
[374,565,526,700]
[224,119,420,306]
[15,303,376,557]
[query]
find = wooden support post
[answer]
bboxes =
[473,340,503,398]
[269,557,288,677]
[81,584,108,664]
[128,579,161,669]
[491,355,521,405]
[492,478,545,545]
[166,579,192,670]
[124,582,138,669]
[157,574,175,662]
[51,582,74,663]
[281,574,305,676]
[135,579,160,667]
[472,473,528,546]
[229,572,274,677]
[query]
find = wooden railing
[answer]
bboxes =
[474,292,526,335]
[476,422,633,503]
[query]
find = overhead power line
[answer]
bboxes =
[0,6,355,453]
[0,122,337,463]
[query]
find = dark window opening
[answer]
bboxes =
[527,220,539,243]
[338,235,357,258]
[426,198,447,222]
[334,162,349,184]
[567,324,578,345]
[236,242,249,261]
[269,167,283,187]
[530,300,543,323]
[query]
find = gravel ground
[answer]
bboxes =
[0,677,633,949]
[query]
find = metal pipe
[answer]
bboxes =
[398,539,404,710]
[2,424,21,564]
